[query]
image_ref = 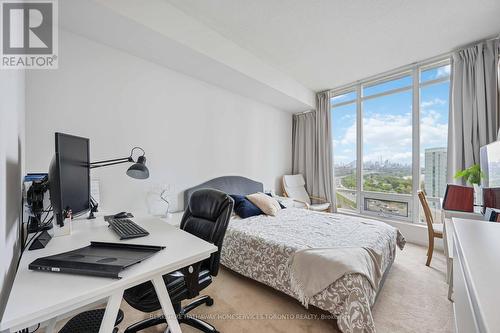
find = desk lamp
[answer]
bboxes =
[90,147,149,179]
[88,147,149,218]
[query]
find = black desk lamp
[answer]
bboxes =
[90,147,149,179]
[88,147,149,218]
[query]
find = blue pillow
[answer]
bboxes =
[230,194,263,218]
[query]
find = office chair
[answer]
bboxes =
[123,188,234,333]
[58,308,124,333]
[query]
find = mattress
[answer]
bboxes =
[220,208,406,333]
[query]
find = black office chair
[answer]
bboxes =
[58,308,124,333]
[123,188,234,333]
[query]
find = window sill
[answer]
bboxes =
[336,208,427,227]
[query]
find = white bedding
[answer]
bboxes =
[220,208,405,333]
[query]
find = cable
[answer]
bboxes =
[17,203,54,271]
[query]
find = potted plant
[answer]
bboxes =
[454,164,484,205]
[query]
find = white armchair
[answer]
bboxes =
[282,174,331,212]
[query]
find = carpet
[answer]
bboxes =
[49,243,454,333]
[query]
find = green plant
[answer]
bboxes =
[454,164,484,185]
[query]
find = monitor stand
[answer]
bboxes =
[88,196,99,220]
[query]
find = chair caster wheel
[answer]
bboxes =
[206,297,214,306]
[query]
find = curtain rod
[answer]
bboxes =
[327,33,500,95]
[453,34,500,53]
[295,109,315,116]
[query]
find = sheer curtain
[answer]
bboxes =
[292,92,335,211]
[448,39,500,181]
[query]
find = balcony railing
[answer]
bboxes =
[336,187,443,223]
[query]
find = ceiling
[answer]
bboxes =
[166,0,500,92]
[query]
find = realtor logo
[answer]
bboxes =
[1,0,58,69]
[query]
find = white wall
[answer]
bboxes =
[26,30,292,214]
[0,70,25,318]
[60,0,315,111]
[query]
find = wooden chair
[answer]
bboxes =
[282,174,331,212]
[418,191,443,266]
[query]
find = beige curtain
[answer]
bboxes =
[448,39,500,182]
[292,92,335,211]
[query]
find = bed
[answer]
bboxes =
[184,176,406,333]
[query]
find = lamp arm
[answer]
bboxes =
[90,157,133,169]
[90,147,145,169]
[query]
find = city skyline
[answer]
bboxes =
[332,66,450,169]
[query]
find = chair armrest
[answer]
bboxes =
[180,262,203,299]
[309,196,328,204]
[291,198,310,209]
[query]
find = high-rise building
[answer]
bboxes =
[424,147,447,197]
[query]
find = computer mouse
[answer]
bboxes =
[114,211,129,219]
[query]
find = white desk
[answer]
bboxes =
[453,219,500,333]
[441,209,484,301]
[0,214,217,333]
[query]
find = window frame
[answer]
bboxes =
[330,57,451,223]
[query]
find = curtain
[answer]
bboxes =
[448,39,500,182]
[292,92,336,211]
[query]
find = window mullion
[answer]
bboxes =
[412,67,420,223]
[356,84,362,213]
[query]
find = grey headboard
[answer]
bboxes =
[183,176,264,208]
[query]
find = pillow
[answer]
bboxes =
[230,194,263,218]
[265,192,286,209]
[246,192,281,216]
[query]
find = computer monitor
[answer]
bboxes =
[480,140,500,187]
[48,132,90,225]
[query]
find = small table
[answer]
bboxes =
[0,214,217,333]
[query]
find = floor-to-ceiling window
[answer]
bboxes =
[331,59,451,223]
[418,61,450,222]
[332,90,357,210]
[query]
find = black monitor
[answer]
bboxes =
[48,132,90,225]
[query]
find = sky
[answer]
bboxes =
[331,65,450,168]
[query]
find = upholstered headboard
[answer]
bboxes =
[183,176,264,208]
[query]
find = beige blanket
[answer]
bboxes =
[289,247,383,307]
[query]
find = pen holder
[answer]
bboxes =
[53,212,72,237]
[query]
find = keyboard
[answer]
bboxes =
[107,218,149,239]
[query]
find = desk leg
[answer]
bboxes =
[448,264,454,302]
[45,317,57,333]
[152,275,182,333]
[99,290,124,333]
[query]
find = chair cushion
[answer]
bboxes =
[230,194,263,218]
[309,203,331,211]
[246,193,281,216]
[283,174,306,187]
[283,174,311,205]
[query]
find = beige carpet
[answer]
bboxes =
[50,243,453,333]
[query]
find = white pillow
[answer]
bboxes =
[272,195,295,208]
[246,192,281,216]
